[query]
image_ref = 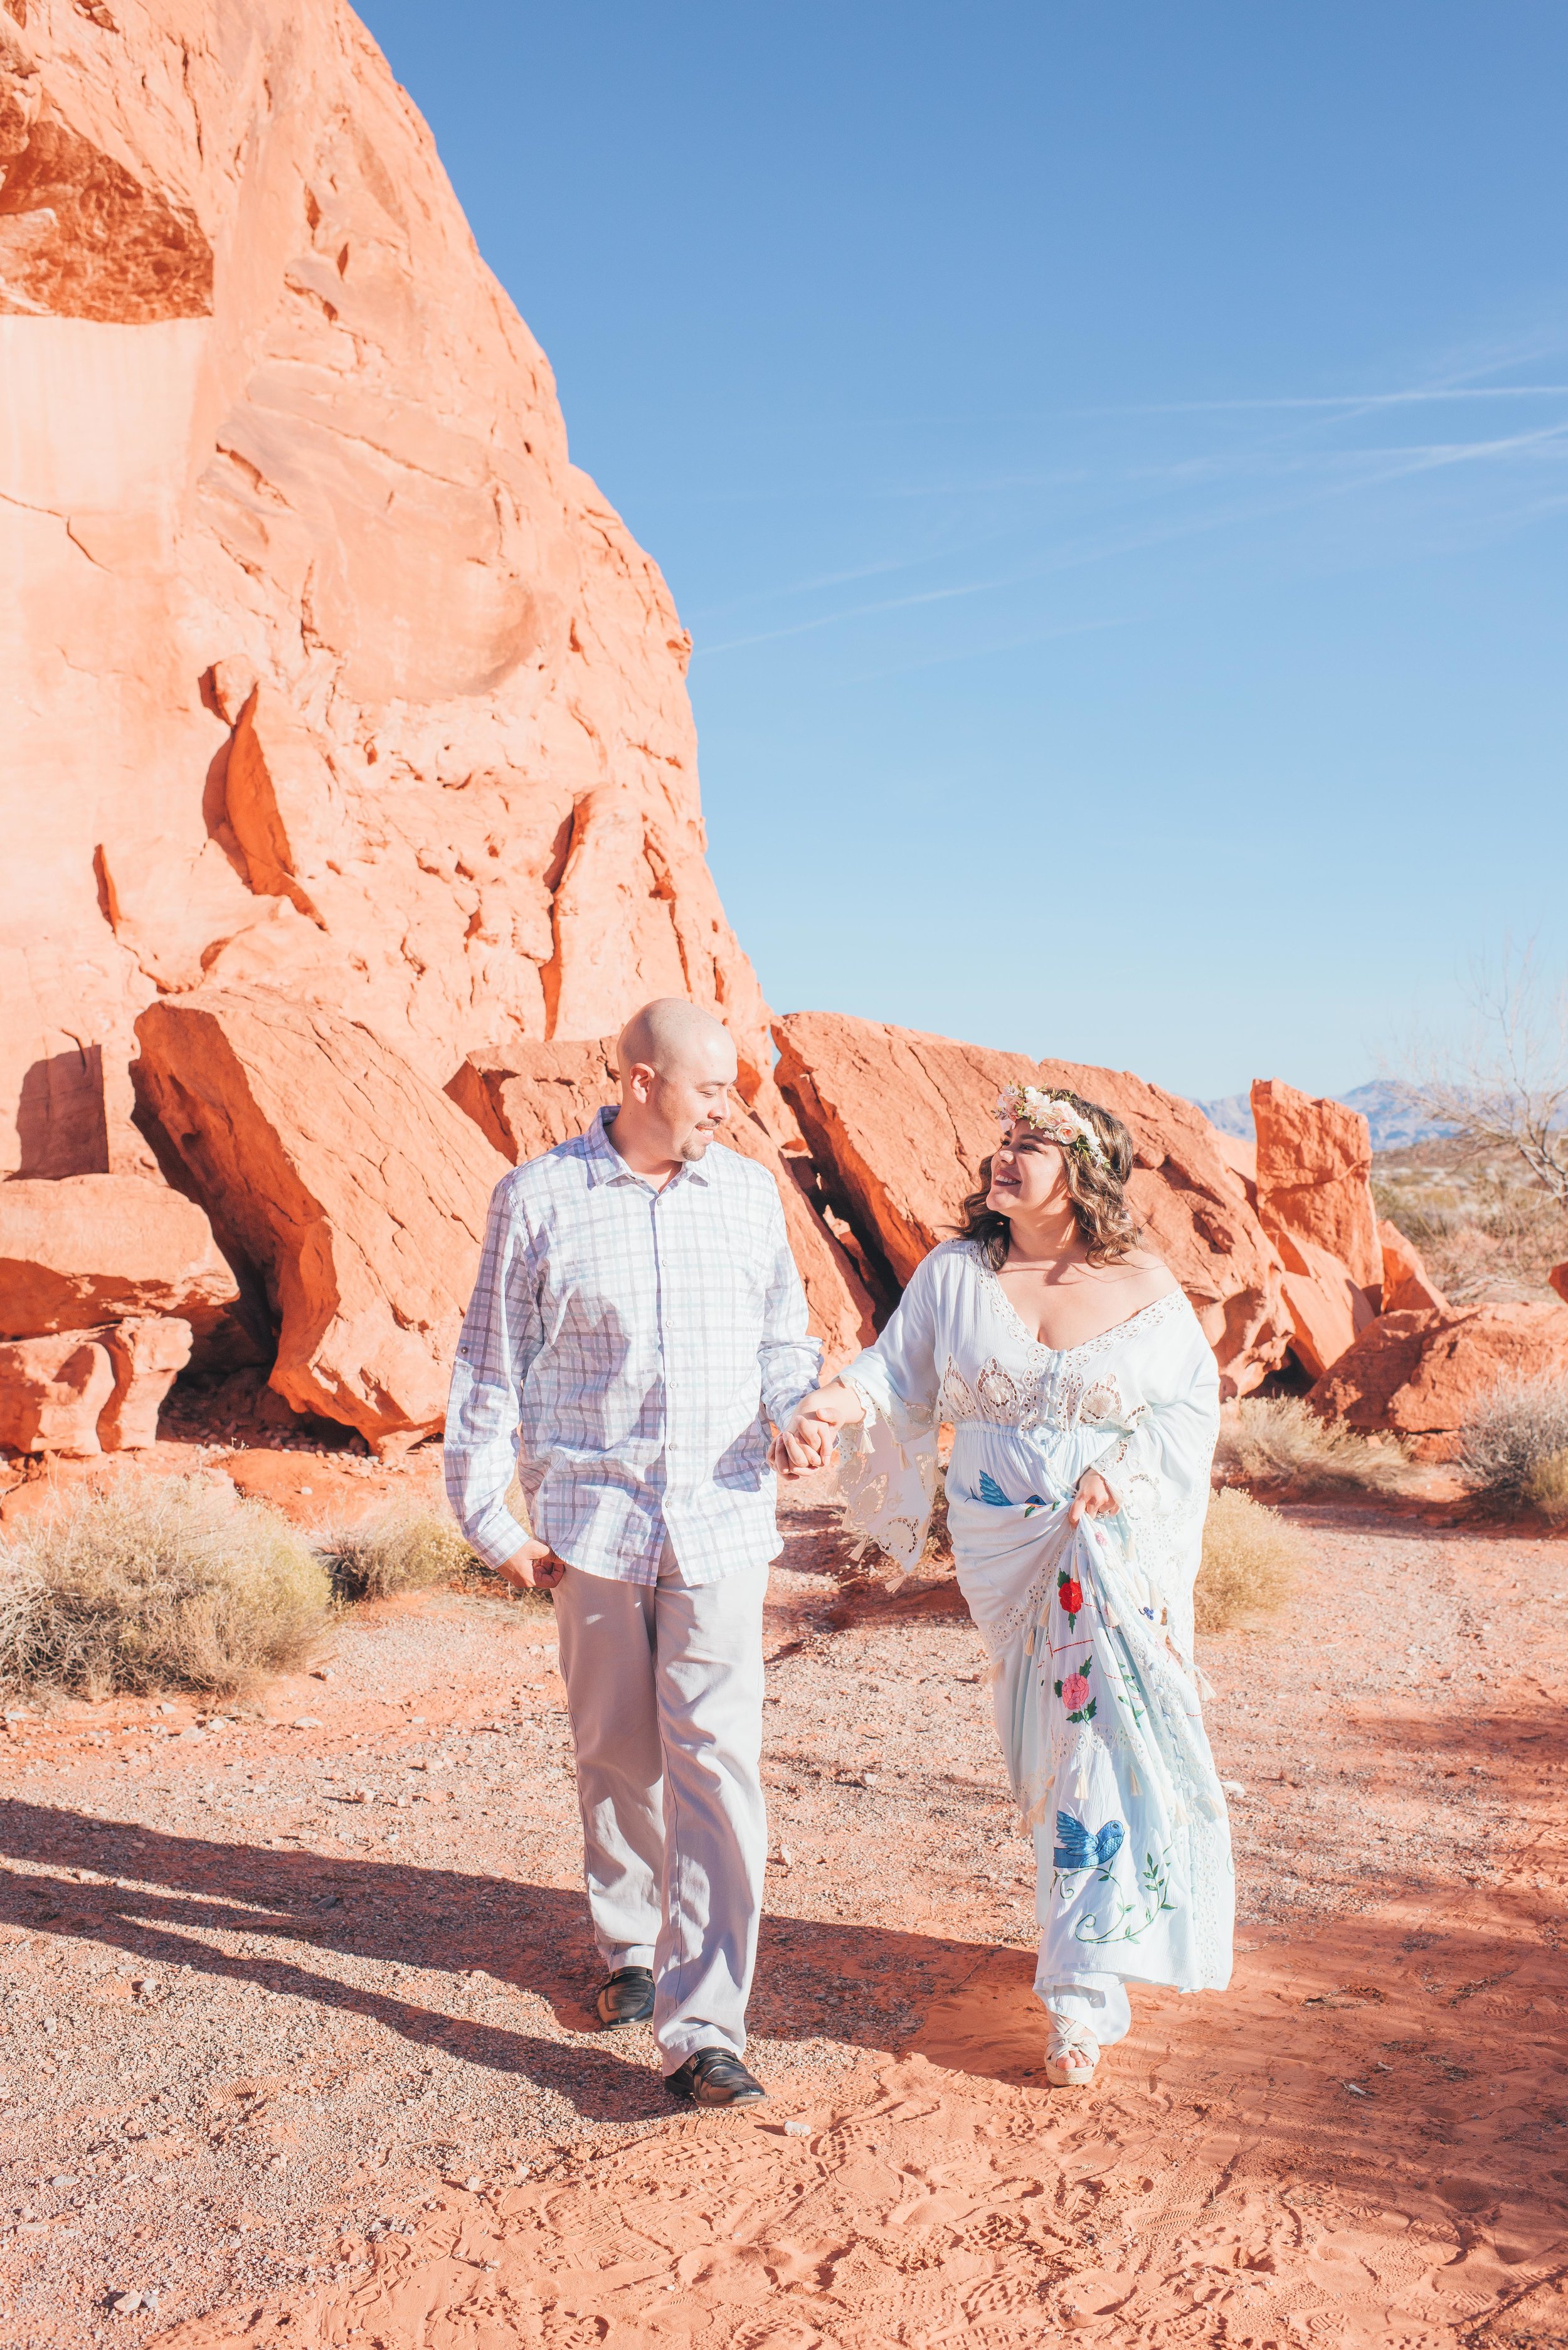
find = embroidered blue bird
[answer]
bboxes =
[1052,1813,1126,1873]
[977,1471,1047,1509]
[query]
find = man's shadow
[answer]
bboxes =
[0,1800,999,2120]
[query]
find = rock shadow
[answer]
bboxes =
[11,1047,109,1179]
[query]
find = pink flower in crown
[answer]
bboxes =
[1061,1671,1091,1714]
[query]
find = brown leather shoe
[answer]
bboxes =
[664,2048,767,2106]
[594,1965,655,2026]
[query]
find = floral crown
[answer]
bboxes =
[995,1084,1108,1167]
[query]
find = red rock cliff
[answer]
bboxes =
[0,0,776,1183]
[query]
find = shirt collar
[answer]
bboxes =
[586,1104,711,1189]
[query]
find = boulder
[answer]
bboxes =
[1272,1231,1377,1383]
[1,0,778,1188]
[0,1331,116,1455]
[97,1316,194,1450]
[134,986,509,1450]
[446,1038,624,1164]
[773,1014,1036,1288]
[0,1173,238,1342]
[772,1014,1292,1396]
[1207,1127,1258,1206]
[1251,1080,1382,1293]
[447,1038,876,1363]
[0,1313,191,1455]
[1549,1264,1568,1308]
[1309,1302,1568,1448]
[1379,1217,1449,1315]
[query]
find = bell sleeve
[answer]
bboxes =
[1094,1308,1221,1669]
[834,1254,945,1573]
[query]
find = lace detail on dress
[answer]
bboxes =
[938,1255,1187,1435]
[938,1358,1049,1427]
[970,1243,1189,1366]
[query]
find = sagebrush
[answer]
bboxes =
[0,1476,331,1698]
[1525,1450,1568,1523]
[1214,1397,1419,1497]
[1458,1375,1568,1514]
[1194,1487,1303,1632]
[318,1505,475,1602]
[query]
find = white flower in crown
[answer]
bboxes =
[995,1084,1108,1167]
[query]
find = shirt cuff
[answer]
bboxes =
[463,1502,534,1574]
[765,1383,818,1432]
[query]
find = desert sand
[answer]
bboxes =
[0,1450,1564,2348]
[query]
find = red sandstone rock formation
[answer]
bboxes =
[1271,1230,1377,1383]
[447,1038,876,1363]
[0,1314,189,1455]
[446,1039,623,1166]
[0,1331,117,1456]
[1378,1218,1449,1316]
[1246,1078,1383,1380]
[1208,1128,1259,1206]
[773,1015,1036,1288]
[1,0,781,1191]
[1308,1302,1568,1454]
[1251,1080,1382,1293]
[0,1174,237,1344]
[96,1315,194,1450]
[134,987,508,1450]
[772,1015,1291,1395]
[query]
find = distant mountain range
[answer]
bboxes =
[1193,1080,1458,1151]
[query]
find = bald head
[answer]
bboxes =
[610,998,738,1175]
[616,998,734,1086]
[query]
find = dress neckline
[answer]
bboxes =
[968,1242,1184,1359]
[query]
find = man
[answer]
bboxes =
[443,998,820,2107]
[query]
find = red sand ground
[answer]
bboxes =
[0,1443,1564,2347]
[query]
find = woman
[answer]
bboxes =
[778,1086,1232,2086]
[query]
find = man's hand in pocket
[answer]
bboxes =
[495,1539,566,1591]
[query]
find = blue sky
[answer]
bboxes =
[356,1,1566,1101]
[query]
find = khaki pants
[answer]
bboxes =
[553,1548,768,2072]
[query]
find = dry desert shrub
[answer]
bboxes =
[1458,1375,1568,1513]
[0,1476,330,1699]
[317,1504,474,1602]
[1214,1396,1419,1497]
[1525,1450,1568,1523]
[320,1492,555,1612]
[1194,1487,1304,1633]
[1375,1147,1568,1305]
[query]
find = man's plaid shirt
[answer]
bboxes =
[444,1108,822,1586]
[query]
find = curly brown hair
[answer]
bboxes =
[957,1090,1142,1268]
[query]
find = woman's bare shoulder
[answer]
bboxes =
[1115,1248,1181,1297]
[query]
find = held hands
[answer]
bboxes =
[769,1380,867,1481]
[495,1538,566,1592]
[1067,1469,1118,1526]
[768,1413,835,1479]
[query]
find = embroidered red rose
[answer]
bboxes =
[1059,1576,1083,1616]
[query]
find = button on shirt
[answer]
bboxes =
[443,1108,822,1587]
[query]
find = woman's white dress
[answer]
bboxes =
[839,1239,1232,2039]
